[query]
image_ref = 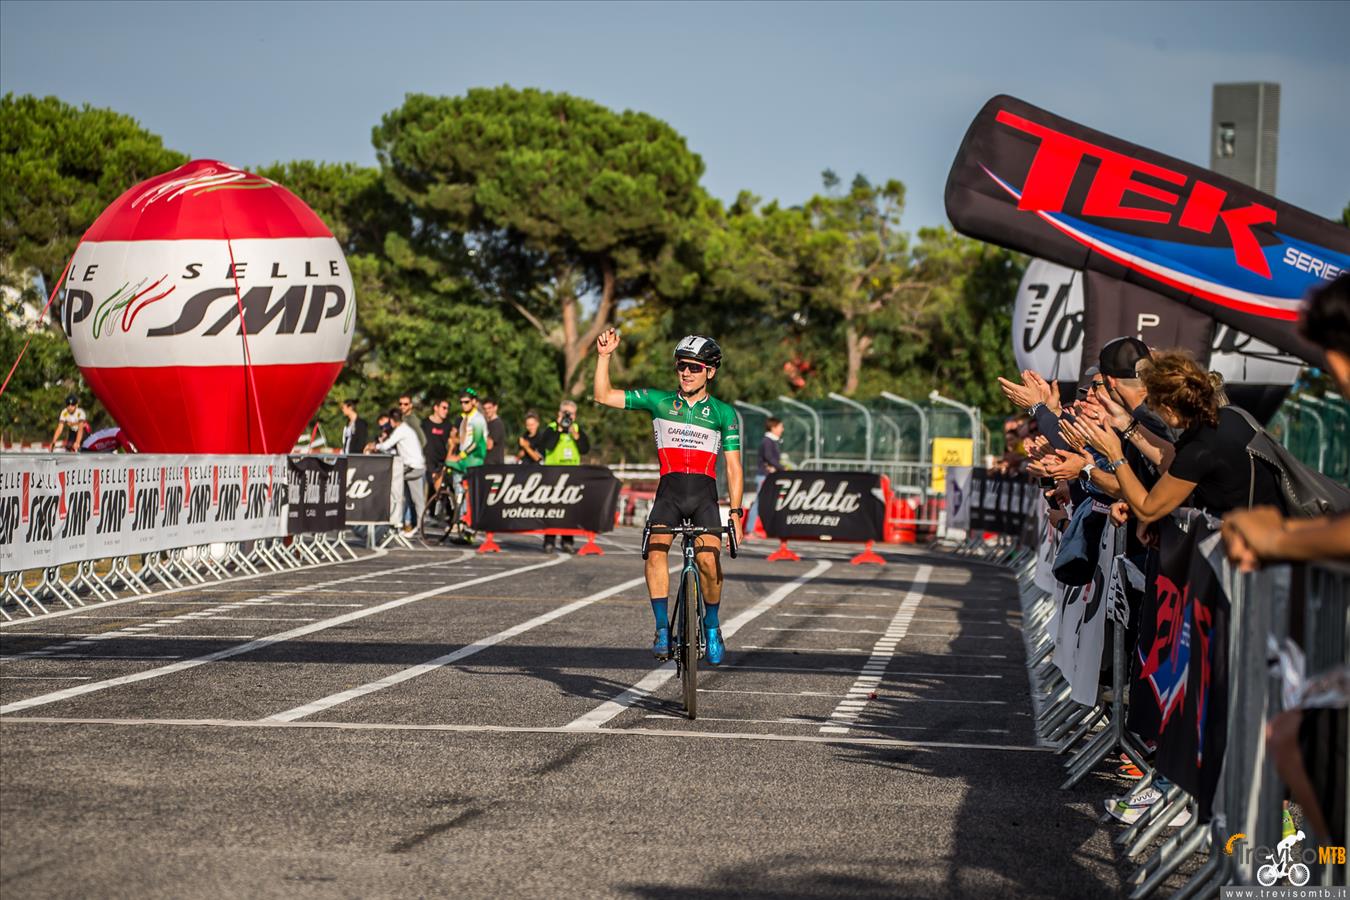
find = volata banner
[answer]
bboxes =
[756,471,886,542]
[1014,258,1084,383]
[286,455,347,534]
[467,465,620,534]
[1,454,287,572]
[945,95,1348,365]
[344,454,398,525]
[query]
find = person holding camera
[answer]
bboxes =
[538,399,590,552]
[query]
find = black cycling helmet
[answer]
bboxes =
[65,394,79,406]
[673,334,722,368]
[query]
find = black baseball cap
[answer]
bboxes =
[1099,337,1150,378]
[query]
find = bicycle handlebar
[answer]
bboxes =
[641,521,739,560]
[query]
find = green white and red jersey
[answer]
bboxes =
[623,388,741,479]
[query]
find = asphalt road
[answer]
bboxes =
[1,531,1184,898]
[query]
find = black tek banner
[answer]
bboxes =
[757,471,885,542]
[1142,511,1230,821]
[286,455,347,534]
[945,95,1347,366]
[344,455,397,524]
[969,469,1037,537]
[467,465,620,533]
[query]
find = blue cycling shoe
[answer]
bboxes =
[706,626,724,666]
[652,627,670,660]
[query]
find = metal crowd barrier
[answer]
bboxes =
[1,532,358,620]
[989,530,1348,897]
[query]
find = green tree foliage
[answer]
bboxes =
[373,87,705,395]
[1,91,1027,453]
[0,94,186,299]
[0,95,186,440]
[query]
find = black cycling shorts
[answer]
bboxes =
[647,473,721,531]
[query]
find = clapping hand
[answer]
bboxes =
[1063,414,1123,459]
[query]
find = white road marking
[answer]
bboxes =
[639,713,1007,734]
[0,555,566,716]
[761,627,885,635]
[264,565,672,722]
[563,560,834,730]
[721,663,1004,680]
[0,547,438,628]
[0,715,1049,753]
[0,675,94,680]
[821,564,932,734]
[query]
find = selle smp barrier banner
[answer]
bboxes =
[286,455,347,534]
[945,95,1350,365]
[1,454,288,572]
[467,465,620,534]
[344,454,398,525]
[756,471,886,542]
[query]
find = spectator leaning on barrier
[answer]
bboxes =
[1222,274,1350,851]
[1224,273,1350,569]
[517,411,546,465]
[398,394,428,450]
[483,395,507,466]
[1066,349,1283,524]
[340,399,368,454]
[368,407,427,536]
[540,399,590,552]
[51,394,89,452]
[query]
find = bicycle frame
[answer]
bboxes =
[641,520,737,718]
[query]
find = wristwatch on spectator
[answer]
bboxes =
[1026,402,1045,416]
[729,508,744,518]
[1101,457,1127,474]
[1079,462,1096,482]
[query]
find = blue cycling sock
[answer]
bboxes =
[650,597,668,629]
[704,602,720,629]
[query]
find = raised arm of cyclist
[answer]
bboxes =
[594,328,743,665]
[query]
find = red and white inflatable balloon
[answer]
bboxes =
[58,160,354,453]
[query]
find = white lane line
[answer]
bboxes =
[0,715,1049,752]
[821,564,931,735]
[761,627,885,635]
[777,613,890,620]
[804,589,901,596]
[0,675,93,680]
[563,560,834,730]
[0,555,566,716]
[264,565,668,722]
[641,714,1007,735]
[722,664,1005,679]
[0,548,417,628]
[736,644,1009,660]
[0,555,476,663]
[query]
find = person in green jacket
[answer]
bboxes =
[445,388,488,543]
[540,399,590,551]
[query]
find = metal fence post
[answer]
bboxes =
[929,391,982,464]
[778,395,823,464]
[879,392,928,465]
[827,391,874,464]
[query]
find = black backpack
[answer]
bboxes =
[1229,406,1350,517]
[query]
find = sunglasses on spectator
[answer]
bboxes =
[675,361,708,373]
[459,398,473,404]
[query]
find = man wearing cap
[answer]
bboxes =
[51,394,90,452]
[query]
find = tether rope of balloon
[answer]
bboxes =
[222,226,270,454]
[0,249,81,401]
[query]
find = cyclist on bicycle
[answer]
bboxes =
[444,388,488,541]
[593,328,744,664]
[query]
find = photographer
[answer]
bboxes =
[538,399,590,552]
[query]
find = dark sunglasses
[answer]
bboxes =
[675,361,708,374]
[459,398,473,404]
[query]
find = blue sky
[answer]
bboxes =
[2,0,1347,231]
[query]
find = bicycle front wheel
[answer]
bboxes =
[681,566,700,719]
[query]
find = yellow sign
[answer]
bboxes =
[930,438,973,491]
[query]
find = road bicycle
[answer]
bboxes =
[640,519,737,719]
[419,472,474,544]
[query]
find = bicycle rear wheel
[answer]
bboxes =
[681,566,700,718]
